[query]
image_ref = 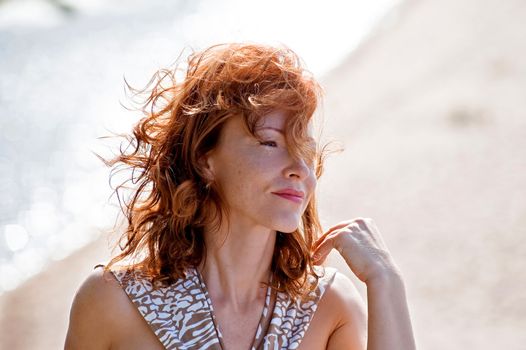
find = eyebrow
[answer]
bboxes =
[257,127,316,142]
[257,126,284,134]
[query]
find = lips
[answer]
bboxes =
[271,189,305,204]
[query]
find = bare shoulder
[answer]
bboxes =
[64,266,136,349]
[324,270,365,313]
[302,269,367,350]
[323,270,367,350]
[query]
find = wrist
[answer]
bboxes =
[365,268,404,289]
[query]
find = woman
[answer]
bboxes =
[65,43,416,349]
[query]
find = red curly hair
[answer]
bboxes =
[99,42,335,300]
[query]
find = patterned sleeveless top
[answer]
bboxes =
[95,263,337,350]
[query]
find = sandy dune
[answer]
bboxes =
[319,0,526,348]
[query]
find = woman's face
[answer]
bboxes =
[204,110,317,233]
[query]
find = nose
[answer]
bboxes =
[285,156,312,180]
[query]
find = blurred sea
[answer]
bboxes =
[0,0,399,294]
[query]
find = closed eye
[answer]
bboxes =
[259,140,278,147]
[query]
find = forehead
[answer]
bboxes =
[256,110,287,128]
[254,110,315,139]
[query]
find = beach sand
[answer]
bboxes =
[2,0,526,348]
[318,0,526,348]
[0,237,112,349]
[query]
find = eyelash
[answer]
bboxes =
[259,140,278,147]
[258,140,317,167]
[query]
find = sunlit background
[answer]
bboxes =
[1,0,525,349]
[0,0,397,293]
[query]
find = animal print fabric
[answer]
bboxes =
[96,263,337,349]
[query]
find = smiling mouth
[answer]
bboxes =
[272,193,303,204]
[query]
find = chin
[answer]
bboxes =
[276,226,297,234]
[272,217,301,233]
[260,209,302,233]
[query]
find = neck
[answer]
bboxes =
[198,216,276,311]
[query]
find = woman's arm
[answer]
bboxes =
[365,271,415,350]
[314,217,416,350]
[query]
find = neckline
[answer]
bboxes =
[192,267,274,350]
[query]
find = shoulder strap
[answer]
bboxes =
[108,266,223,350]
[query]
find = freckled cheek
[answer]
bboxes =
[224,159,261,194]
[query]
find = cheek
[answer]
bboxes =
[216,155,263,198]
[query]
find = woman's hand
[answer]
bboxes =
[314,217,417,350]
[312,217,400,284]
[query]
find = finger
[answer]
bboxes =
[355,218,375,238]
[312,252,328,265]
[313,228,351,256]
[315,217,370,246]
[313,220,353,249]
[312,248,329,265]
[355,218,388,250]
[312,235,338,264]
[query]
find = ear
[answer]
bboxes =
[198,151,216,183]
